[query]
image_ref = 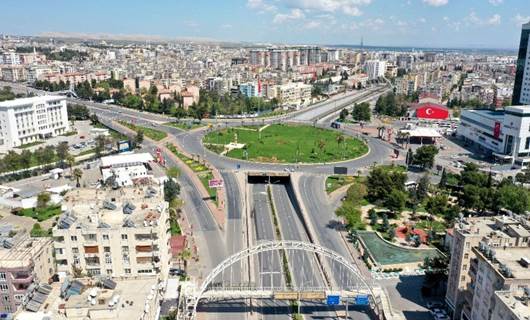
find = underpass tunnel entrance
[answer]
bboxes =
[247,172,291,184]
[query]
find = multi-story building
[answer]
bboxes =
[471,245,530,320]
[365,60,387,80]
[239,82,260,98]
[276,82,312,106]
[513,21,530,105]
[491,289,530,320]
[457,105,530,165]
[52,184,171,278]
[0,96,70,152]
[0,237,55,313]
[445,216,530,320]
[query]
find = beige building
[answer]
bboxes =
[446,216,530,320]
[276,82,312,106]
[0,237,55,313]
[471,246,530,320]
[491,289,530,320]
[52,184,171,279]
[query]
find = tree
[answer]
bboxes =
[37,192,51,209]
[460,184,484,211]
[135,130,144,146]
[387,226,396,240]
[381,214,390,232]
[497,184,529,214]
[19,150,32,169]
[164,178,180,202]
[66,154,75,175]
[317,139,326,155]
[425,194,449,217]
[56,142,69,167]
[94,135,107,157]
[416,174,430,201]
[174,107,187,120]
[368,208,378,226]
[439,168,447,188]
[73,168,83,188]
[366,165,407,203]
[339,108,349,121]
[384,189,407,215]
[89,113,99,125]
[413,145,438,169]
[352,102,371,122]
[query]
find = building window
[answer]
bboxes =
[0,272,6,281]
[0,284,8,292]
[121,234,128,240]
[124,268,131,274]
[71,236,77,241]
[106,269,112,275]
[104,247,110,253]
[105,256,112,264]
[103,234,109,241]
[526,137,530,150]
[72,248,79,254]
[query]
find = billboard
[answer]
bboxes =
[326,295,341,305]
[208,179,224,188]
[415,103,449,120]
[117,140,131,153]
[355,294,369,305]
[493,122,501,139]
[333,167,348,175]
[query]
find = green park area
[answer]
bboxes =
[118,121,167,141]
[164,121,205,131]
[203,124,368,163]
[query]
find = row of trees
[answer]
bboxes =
[374,92,412,117]
[0,86,16,102]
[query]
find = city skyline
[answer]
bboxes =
[0,0,529,49]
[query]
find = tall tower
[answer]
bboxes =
[513,21,530,105]
[360,36,364,49]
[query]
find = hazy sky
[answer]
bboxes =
[1,0,529,48]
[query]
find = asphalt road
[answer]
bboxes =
[250,183,289,320]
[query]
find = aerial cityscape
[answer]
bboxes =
[0,1,530,320]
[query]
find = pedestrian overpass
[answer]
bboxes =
[178,240,401,320]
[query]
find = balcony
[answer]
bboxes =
[11,273,33,284]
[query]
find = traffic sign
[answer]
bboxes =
[326,295,340,306]
[355,294,369,305]
[208,179,224,188]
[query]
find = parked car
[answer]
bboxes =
[169,268,186,277]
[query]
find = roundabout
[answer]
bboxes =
[202,124,369,164]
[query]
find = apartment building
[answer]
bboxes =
[491,289,530,320]
[471,245,530,320]
[365,60,387,80]
[446,216,530,320]
[0,96,69,152]
[276,82,312,106]
[0,237,55,313]
[53,184,171,279]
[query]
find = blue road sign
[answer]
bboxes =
[326,295,340,306]
[355,294,369,305]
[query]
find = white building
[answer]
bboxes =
[0,96,69,152]
[491,289,530,320]
[365,60,387,80]
[52,184,171,278]
[457,105,530,165]
[100,153,154,187]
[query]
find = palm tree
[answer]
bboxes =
[317,139,326,155]
[179,249,192,269]
[336,134,345,159]
[73,168,83,188]
[66,154,75,175]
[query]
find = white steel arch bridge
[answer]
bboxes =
[178,240,399,320]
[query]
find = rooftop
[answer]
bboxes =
[0,95,64,108]
[475,246,530,280]
[495,290,530,320]
[506,105,530,115]
[0,236,51,269]
[57,184,167,231]
[454,216,500,237]
[100,152,154,167]
[461,109,505,121]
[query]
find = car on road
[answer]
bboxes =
[426,302,444,309]
[169,267,186,277]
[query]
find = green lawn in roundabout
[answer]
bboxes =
[203,124,368,163]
